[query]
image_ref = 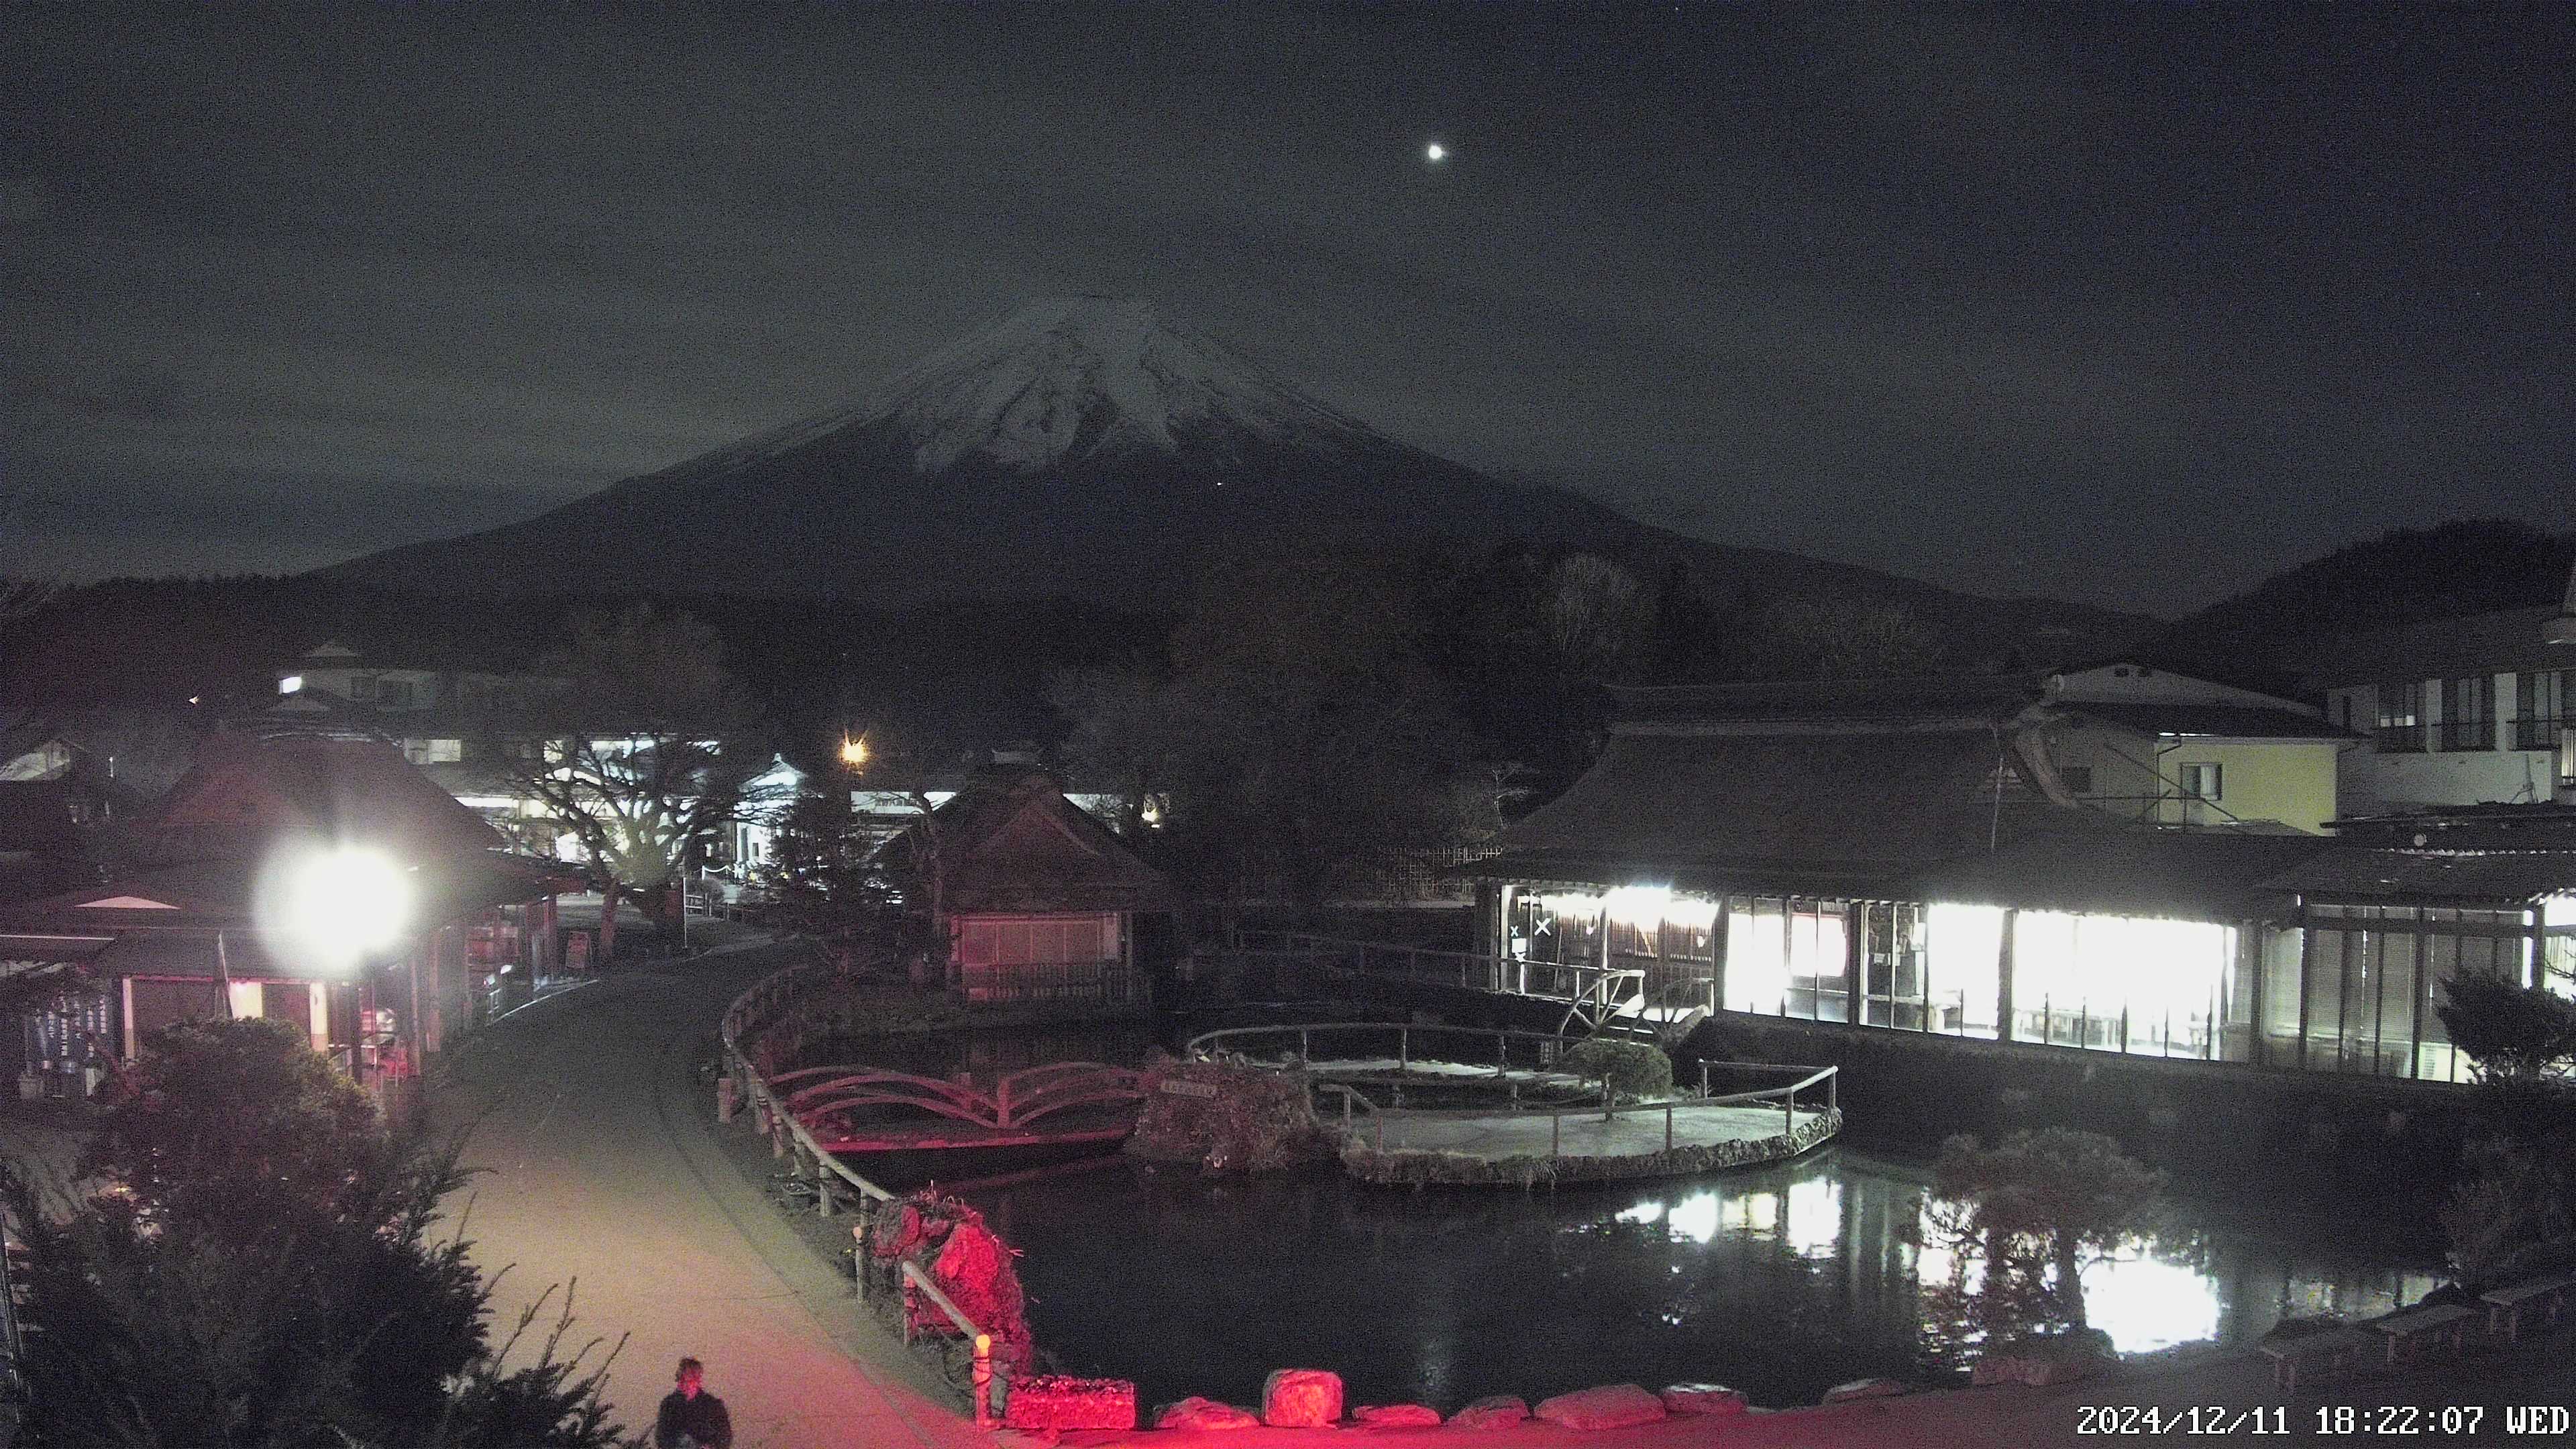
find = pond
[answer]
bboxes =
[795,1012,2449,1411]
[956,1147,2445,1413]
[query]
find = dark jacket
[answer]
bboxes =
[655,1388,734,1449]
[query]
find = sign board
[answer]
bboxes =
[1159,1079,1220,1099]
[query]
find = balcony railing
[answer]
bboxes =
[2514,716,2568,752]
[957,958,1146,1008]
[2440,718,2493,751]
[2376,723,2427,753]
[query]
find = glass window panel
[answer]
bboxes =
[2305,930,2345,1067]
[1927,904,2002,1038]
[1792,900,1851,1023]
[2011,911,2082,1045]
[2339,931,2381,1073]
[2261,928,2304,1063]
[1726,898,1787,1016]
[2378,933,2418,1077]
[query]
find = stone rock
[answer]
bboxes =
[1660,1383,1750,1417]
[1264,1368,1346,1428]
[1822,1377,1911,1404]
[1004,1375,1138,1431]
[1532,1385,1667,1430]
[1353,1404,1444,1428]
[1446,1395,1531,1430]
[1155,1397,1261,1431]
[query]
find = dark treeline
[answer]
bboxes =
[0,535,2128,794]
[2159,519,2575,653]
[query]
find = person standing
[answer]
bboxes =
[655,1357,734,1449]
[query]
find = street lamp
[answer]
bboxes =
[255,843,414,974]
[839,734,869,769]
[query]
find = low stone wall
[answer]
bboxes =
[1692,1013,2482,1180]
[1235,956,2488,1181]
[1339,1106,1842,1187]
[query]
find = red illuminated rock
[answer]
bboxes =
[1446,1395,1529,1430]
[1660,1383,1750,1416]
[1156,1397,1262,1430]
[1822,1377,1911,1404]
[1263,1368,1345,1428]
[1532,1384,1667,1430]
[1353,1403,1444,1427]
[1003,1375,1138,1431]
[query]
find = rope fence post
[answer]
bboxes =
[973,1333,995,1428]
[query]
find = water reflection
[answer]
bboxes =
[973,1148,2441,1412]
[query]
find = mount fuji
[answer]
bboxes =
[328,297,2137,647]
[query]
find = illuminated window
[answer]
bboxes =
[2375,680,2424,752]
[2009,912,2231,1059]
[2178,763,2221,801]
[1925,903,2003,1038]
[2518,669,2574,751]
[2441,676,2493,751]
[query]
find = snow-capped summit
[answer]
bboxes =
[714,295,1381,476]
[321,297,2143,659]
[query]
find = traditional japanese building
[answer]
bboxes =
[872,768,1174,1011]
[0,724,578,1105]
[1457,672,2576,1087]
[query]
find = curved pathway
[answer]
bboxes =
[431,934,991,1449]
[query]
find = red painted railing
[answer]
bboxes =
[773,1061,1147,1137]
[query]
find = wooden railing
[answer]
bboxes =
[959,958,1146,1007]
[1189,1020,1837,1165]
[772,1060,1146,1134]
[1224,930,1728,1033]
[716,953,1006,1421]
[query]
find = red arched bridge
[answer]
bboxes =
[765,1061,1150,1154]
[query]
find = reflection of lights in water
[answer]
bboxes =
[1667,1193,1721,1244]
[2082,1248,2220,1354]
[1615,1201,1665,1226]
[1721,1191,1776,1236]
[1786,1178,1841,1259]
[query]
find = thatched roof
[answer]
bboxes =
[1472,719,2112,898]
[877,769,1173,916]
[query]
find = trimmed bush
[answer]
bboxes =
[1562,1038,1673,1100]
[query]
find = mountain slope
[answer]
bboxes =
[327,297,2145,653]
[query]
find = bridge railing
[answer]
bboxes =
[1189,1020,1838,1158]
[1228,930,1701,1028]
[718,952,1008,1423]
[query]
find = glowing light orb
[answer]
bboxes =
[1425,143,1446,162]
[256,843,415,973]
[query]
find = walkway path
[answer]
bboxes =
[431,930,991,1449]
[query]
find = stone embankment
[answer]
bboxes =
[1340,1106,1842,1187]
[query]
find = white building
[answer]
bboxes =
[2307,562,2576,813]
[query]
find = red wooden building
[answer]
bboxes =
[0,726,578,1106]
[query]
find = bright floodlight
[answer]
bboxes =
[1426,142,1446,162]
[256,844,413,973]
[839,735,869,768]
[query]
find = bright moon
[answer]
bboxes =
[1426,143,1446,162]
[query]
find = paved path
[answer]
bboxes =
[432,935,991,1449]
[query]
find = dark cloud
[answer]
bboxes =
[4,2,2570,612]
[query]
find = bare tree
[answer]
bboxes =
[476,605,781,953]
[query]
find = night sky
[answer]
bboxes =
[5,3,2569,616]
